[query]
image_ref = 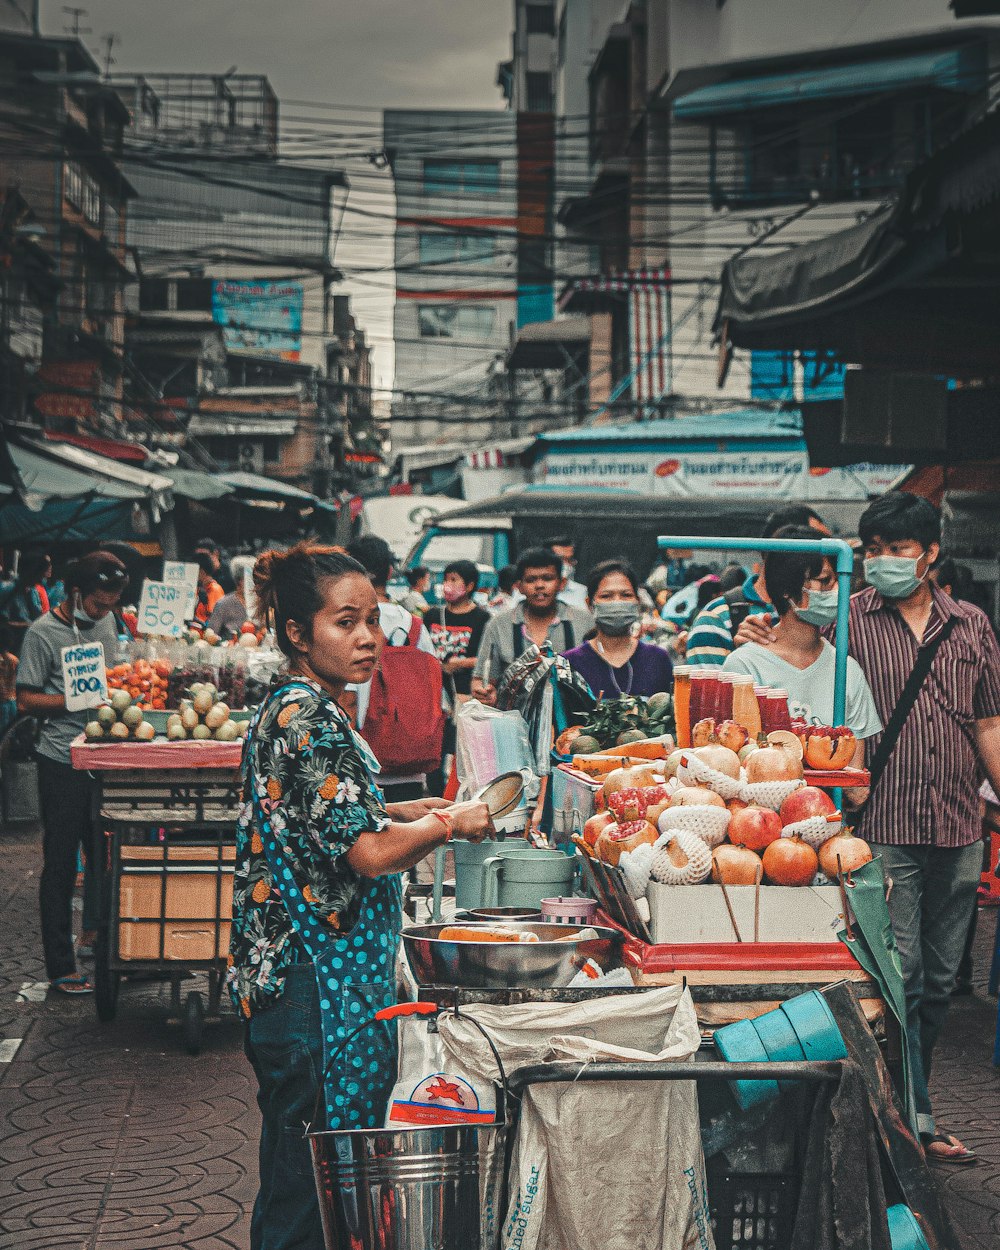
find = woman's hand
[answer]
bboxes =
[446,800,495,842]
[386,796,453,823]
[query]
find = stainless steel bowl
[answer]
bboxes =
[400,921,625,989]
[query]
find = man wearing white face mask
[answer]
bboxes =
[723,527,881,790]
[849,492,1000,1165]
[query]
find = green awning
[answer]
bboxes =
[0,497,135,543]
[9,442,149,509]
[674,46,986,119]
[164,467,234,501]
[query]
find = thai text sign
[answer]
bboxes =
[138,580,188,637]
[61,641,108,711]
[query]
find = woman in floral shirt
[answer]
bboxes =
[231,544,493,1250]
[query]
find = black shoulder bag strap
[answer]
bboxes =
[854,614,958,827]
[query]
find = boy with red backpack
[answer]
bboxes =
[347,537,444,801]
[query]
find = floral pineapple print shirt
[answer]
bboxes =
[228,678,390,1019]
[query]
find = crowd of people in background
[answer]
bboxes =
[1,489,999,1165]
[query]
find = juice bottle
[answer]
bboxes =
[764,688,793,732]
[715,673,735,722]
[689,668,708,728]
[673,665,692,747]
[730,675,762,739]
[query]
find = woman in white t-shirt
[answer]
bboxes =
[722,528,881,784]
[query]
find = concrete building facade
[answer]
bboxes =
[384,108,519,448]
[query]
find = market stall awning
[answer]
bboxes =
[17,439,175,516]
[219,470,337,514]
[673,45,985,119]
[162,467,234,502]
[0,496,136,544]
[7,441,151,510]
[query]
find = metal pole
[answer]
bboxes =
[657,535,855,728]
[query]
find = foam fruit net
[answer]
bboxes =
[619,842,655,899]
[780,813,841,850]
[678,753,743,800]
[650,830,713,885]
[740,779,804,811]
[658,803,731,848]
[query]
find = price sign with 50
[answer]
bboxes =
[138,580,186,637]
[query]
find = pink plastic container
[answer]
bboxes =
[541,896,598,925]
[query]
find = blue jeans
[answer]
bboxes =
[872,841,982,1136]
[244,965,326,1250]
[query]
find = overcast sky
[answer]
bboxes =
[55,0,512,391]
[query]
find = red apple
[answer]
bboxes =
[729,805,783,853]
[779,786,837,827]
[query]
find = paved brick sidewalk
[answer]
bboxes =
[1,823,998,1249]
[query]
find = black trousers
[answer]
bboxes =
[37,756,99,980]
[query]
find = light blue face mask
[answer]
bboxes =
[793,588,839,627]
[864,554,925,600]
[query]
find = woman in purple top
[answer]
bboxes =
[562,560,673,699]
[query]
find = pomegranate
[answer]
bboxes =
[668,786,727,810]
[603,764,660,800]
[692,718,717,747]
[818,832,873,879]
[779,786,837,827]
[729,805,783,853]
[555,726,582,756]
[609,785,669,823]
[711,844,762,886]
[694,744,741,780]
[800,726,857,771]
[582,811,614,849]
[716,720,750,752]
[762,837,818,886]
[745,744,804,785]
[596,819,658,867]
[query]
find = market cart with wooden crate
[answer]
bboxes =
[71,733,243,1054]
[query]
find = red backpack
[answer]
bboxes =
[361,615,445,776]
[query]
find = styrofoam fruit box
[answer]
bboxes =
[647,881,847,944]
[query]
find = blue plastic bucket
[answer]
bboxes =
[780,991,847,1062]
[887,1204,931,1250]
[713,1017,780,1110]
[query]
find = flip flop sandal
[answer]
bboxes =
[49,974,94,996]
[921,1132,977,1166]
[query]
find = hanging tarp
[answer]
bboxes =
[0,497,135,544]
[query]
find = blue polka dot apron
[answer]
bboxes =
[248,680,402,1131]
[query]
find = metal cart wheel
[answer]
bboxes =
[183,990,205,1055]
[94,927,120,1023]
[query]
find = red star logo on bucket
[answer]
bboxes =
[655,458,681,477]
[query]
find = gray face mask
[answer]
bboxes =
[593,601,641,637]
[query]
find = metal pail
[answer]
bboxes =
[308,1119,507,1250]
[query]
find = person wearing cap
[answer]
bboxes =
[16,553,129,994]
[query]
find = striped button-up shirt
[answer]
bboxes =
[840,585,1000,847]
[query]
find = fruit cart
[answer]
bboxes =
[72,733,243,1053]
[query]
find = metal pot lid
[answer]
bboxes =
[474,770,527,819]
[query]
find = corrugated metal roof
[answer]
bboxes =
[538,411,803,445]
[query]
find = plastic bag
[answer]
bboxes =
[455,698,536,797]
[385,1017,497,1128]
[436,987,714,1250]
